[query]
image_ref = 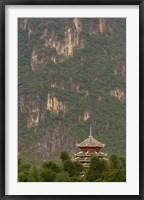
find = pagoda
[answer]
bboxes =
[74,126,108,168]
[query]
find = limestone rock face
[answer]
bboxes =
[21,18,113,71]
[73,18,82,34]
[18,18,126,159]
[30,126,77,159]
[31,49,45,71]
[113,61,126,78]
[19,95,46,129]
[20,19,28,31]
[110,88,125,100]
[30,18,84,70]
[83,111,90,121]
[47,94,66,114]
[27,108,40,128]
[70,80,89,96]
[99,18,107,33]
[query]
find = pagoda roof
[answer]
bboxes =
[76,135,105,148]
[99,151,108,157]
[75,151,107,158]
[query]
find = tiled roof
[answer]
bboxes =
[76,135,105,148]
[75,151,107,157]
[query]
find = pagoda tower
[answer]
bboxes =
[74,126,108,168]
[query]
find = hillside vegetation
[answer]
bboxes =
[18,151,126,182]
[18,18,126,162]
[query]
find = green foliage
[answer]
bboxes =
[86,155,102,181]
[19,162,31,174]
[18,172,28,182]
[18,18,126,161]
[85,153,126,182]
[40,169,56,182]
[60,151,71,162]
[108,169,126,182]
[18,152,126,182]
[63,159,83,177]
[54,172,70,182]
[63,160,76,177]
[73,161,84,175]
[109,154,120,169]
[42,160,62,173]
[28,166,40,182]
[69,176,84,182]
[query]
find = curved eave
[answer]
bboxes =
[76,144,106,148]
[76,136,106,148]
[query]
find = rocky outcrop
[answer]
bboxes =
[30,126,77,159]
[21,18,114,70]
[18,18,126,160]
[70,81,89,96]
[30,18,84,70]
[99,18,107,33]
[113,61,126,78]
[89,18,112,35]
[47,94,66,114]
[79,111,90,121]
[51,21,83,58]
[110,88,125,100]
[19,96,25,112]
[19,95,46,128]
[19,19,28,31]
[73,18,82,34]
[19,18,33,40]
[27,108,40,128]
[31,49,44,71]
[19,93,67,129]
[50,82,64,90]
[83,111,90,121]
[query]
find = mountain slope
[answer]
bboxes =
[18,18,126,162]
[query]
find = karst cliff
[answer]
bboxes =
[18,18,126,161]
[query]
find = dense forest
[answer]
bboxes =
[18,18,126,164]
[18,151,126,182]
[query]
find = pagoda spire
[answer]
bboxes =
[75,125,108,168]
[89,125,92,137]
